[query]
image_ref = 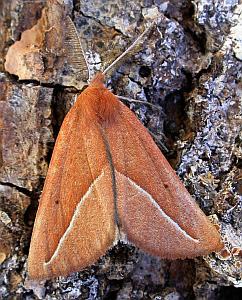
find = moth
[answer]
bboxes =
[28,16,222,280]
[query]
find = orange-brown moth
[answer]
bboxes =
[28,17,223,280]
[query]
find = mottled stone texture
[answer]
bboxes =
[1,0,241,299]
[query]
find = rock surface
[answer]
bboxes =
[0,0,241,299]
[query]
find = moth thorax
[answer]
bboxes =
[78,85,120,124]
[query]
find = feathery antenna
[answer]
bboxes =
[103,18,158,79]
[64,16,90,82]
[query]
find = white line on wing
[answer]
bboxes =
[44,169,105,266]
[116,170,199,243]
